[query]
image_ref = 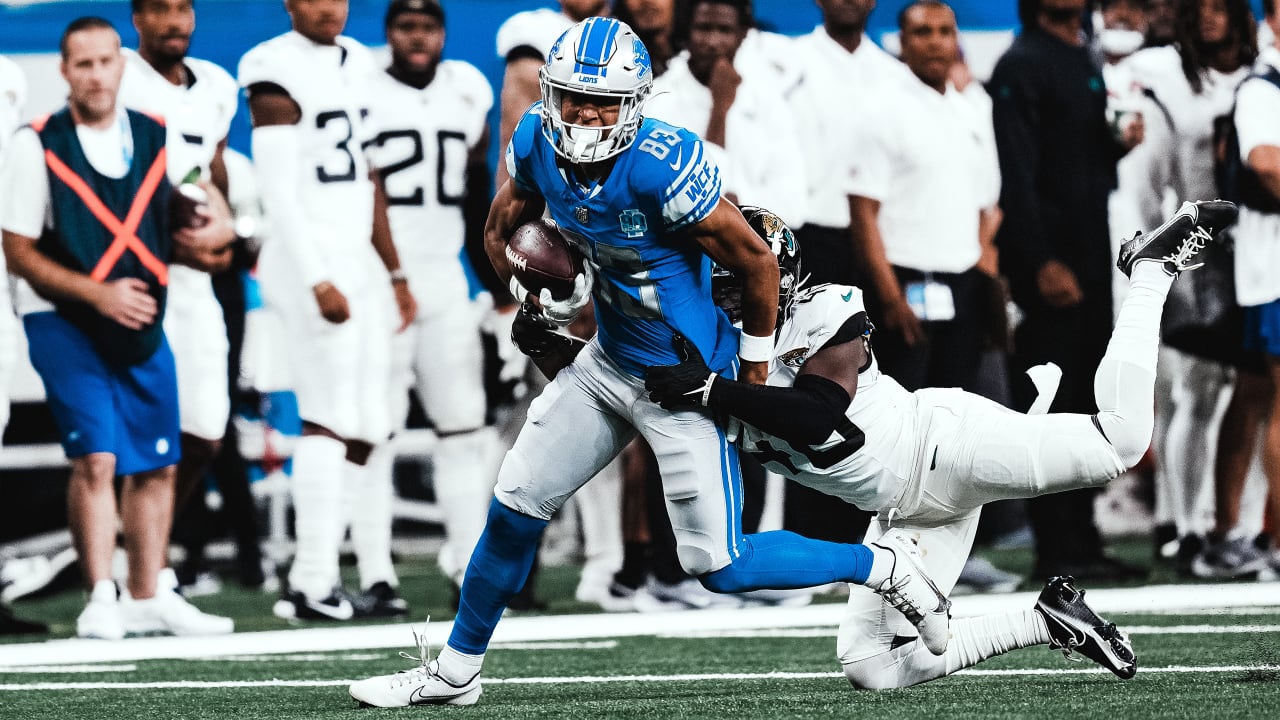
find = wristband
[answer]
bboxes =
[701,374,717,407]
[738,331,774,364]
[389,268,408,284]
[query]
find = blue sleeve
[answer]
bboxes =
[631,121,722,232]
[506,104,543,194]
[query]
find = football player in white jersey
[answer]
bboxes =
[238,0,417,621]
[644,201,1239,689]
[0,55,26,443]
[0,56,49,637]
[118,0,240,587]
[365,0,497,602]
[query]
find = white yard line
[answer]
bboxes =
[0,664,137,674]
[2,664,1278,691]
[0,582,1274,668]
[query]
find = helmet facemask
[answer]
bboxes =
[539,17,653,164]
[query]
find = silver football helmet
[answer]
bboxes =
[539,17,653,164]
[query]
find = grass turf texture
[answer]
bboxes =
[2,614,1279,719]
[3,537,1278,718]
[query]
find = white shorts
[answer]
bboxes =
[391,300,486,434]
[266,276,395,444]
[836,388,1125,664]
[493,339,743,576]
[163,266,230,441]
[892,388,1125,525]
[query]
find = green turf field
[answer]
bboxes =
[2,539,1278,719]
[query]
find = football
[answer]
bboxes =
[505,219,585,301]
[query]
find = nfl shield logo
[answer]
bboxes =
[576,206,589,224]
[619,209,647,238]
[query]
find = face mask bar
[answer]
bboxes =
[538,70,648,164]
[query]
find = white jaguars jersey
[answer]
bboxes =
[119,50,239,311]
[495,8,574,60]
[739,284,918,511]
[367,61,491,314]
[119,49,237,184]
[1,55,27,321]
[238,32,379,275]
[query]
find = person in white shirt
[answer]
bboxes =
[847,0,1000,393]
[0,55,26,444]
[1124,0,1260,577]
[2,17,233,640]
[789,0,913,289]
[238,0,416,621]
[365,0,497,608]
[118,0,241,583]
[645,0,807,227]
[1214,0,1280,578]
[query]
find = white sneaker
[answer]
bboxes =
[348,634,482,707]
[869,530,952,655]
[122,572,233,636]
[77,580,124,640]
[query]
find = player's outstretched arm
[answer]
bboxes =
[483,178,546,294]
[646,331,864,447]
[686,200,780,385]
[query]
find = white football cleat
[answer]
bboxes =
[76,579,124,640]
[869,530,952,655]
[121,569,233,636]
[349,630,482,707]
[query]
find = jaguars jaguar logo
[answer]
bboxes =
[778,347,809,368]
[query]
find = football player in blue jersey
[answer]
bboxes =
[348,17,953,708]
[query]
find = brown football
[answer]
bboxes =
[505,219,585,300]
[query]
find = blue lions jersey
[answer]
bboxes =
[507,104,739,377]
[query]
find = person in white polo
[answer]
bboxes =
[846,0,1000,393]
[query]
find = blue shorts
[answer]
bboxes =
[1244,300,1280,358]
[24,311,182,475]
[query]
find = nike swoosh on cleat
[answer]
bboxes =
[306,599,353,620]
[841,289,853,302]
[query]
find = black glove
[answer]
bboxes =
[511,301,574,360]
[645,333,718,409]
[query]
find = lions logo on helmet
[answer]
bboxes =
[711,206,804,328]
[539,17,653,164]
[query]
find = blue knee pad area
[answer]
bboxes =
[700,531,874,594]
[448,498,548,655]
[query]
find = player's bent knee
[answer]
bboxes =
[493,450,557,521]
[676,543,721,581]
[1096,412,1153,469]
[843,657,906,691]
[698,562,749,594]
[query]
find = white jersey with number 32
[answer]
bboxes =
[367,61,491,314]
[238,32,380,288]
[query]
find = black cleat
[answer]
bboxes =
[1034,576,1137,679]
[1117,199,1238,277]
[353,581,409,618]
[272,588,355,621]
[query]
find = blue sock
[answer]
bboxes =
[701,530,875,593]
[447,498,548,655]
